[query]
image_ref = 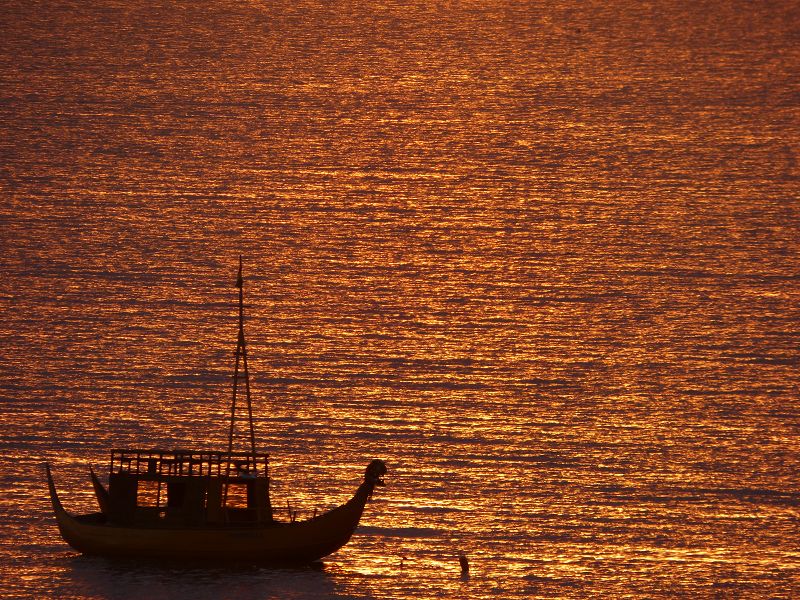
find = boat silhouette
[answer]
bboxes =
[46,259,386,563]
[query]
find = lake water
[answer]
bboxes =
[1,1,798,598]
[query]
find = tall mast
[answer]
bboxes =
[226,256,258,461]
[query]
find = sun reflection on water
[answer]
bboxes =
[2,0,799,597]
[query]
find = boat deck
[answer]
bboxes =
[110,449,269,481]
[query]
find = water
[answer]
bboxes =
[1,0,799,597]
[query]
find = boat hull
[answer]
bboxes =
[47,464,380,563]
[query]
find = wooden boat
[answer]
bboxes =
[46,259,386,563]
[46,458,386,563]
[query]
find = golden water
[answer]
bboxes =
[1,1,798,597]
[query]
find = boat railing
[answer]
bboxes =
[110,449,269,480]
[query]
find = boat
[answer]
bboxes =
[46,258,387,563]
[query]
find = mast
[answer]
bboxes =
[225,257,258,486]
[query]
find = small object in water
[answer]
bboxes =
[459,552,469,575]
[400,555,406,569]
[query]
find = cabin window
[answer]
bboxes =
[225,482,250,508]
[137,480,161,508]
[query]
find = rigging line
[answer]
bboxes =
[224,256,246,509]
[241,331,258,460]
[237,255,257,460]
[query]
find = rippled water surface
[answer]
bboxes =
[1,1,799,598]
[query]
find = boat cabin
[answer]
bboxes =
[105,449,273,526]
